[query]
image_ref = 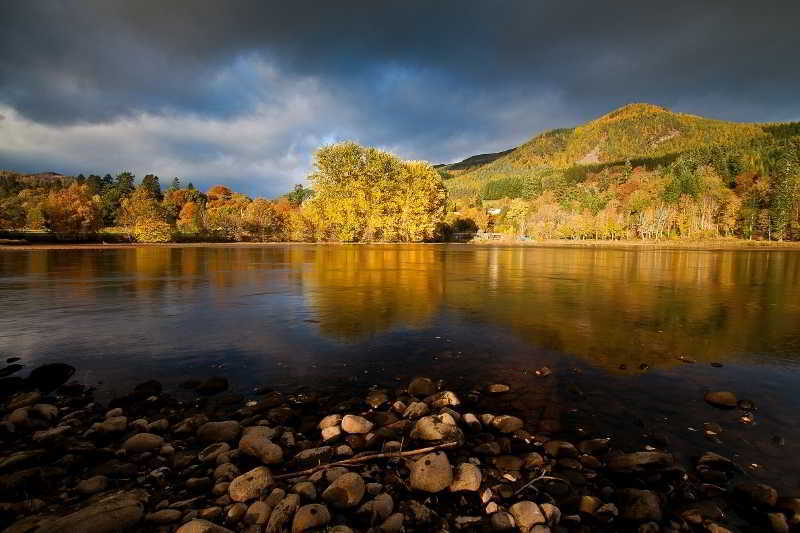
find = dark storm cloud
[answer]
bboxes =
[1,0,799,195]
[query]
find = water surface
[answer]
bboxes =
[1,244,799,490]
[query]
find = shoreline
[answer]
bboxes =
[3,239,800,252]
[1,366,794,532]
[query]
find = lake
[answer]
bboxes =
[1,244,799,491]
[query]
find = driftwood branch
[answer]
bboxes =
[274,441,459,480]
[513,470,567,496]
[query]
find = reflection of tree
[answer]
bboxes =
[291,245,445,341]
[441,248,800,369]
[11,245,800,371]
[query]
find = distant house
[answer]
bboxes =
[487,208,502,215]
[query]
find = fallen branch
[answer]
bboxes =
[274,441,459,480]
[513,470,567,496]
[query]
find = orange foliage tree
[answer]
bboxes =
[41,183,103,237]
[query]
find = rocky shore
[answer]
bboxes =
[0,365,796,533]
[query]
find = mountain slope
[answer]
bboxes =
[445,103,774,198]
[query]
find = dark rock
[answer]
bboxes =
[408,377,437,398]
[733,482,778,508]
[0,364,23,378]
[133,379,162,398]
[607,452,674,473]
[619,489,662,522]
[196,376,229,396]
[26,363,75,393]
[704,391,738,409]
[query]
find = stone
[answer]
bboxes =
[321,425,342,442]
[619,489,662,522]
[122,433,164,453]
[607,451,674,472]
[403,401,430,419]
[227,502,247,522]
[358,492,394,522]
[294,446,334,468]
[380,512,405,532]
[410,451,453,493]
[199,442,231,463]
[579,495,602,515]
[177,519,235,533]
[196,376,229,395]
[8,391,41,410]
[293,481,316,500]
[76,475,109,495]
[493,455,523,471]
[31,490,147,533]
[491,415,524,433]
[292,503,331,532]
[32,425,70,444]
[197,420,241,443]
[734,482,778,507]
[450,463,482,492]
[28,362,75,392]
[322,472,365,508]
[463,413,481,431]
[244,501,271,525]
[410,414,462,441]
[540,503,561,526]
[238,426,283,464]
[366,390,389,408]
[146,509,182,524]
[543,440,578,458]
[491,511,516,530]
[510,501,546,532]
[214,463,240,481]
[487,383,510,394]
[704,391,738,409]
[265,493,300,533]
[425,390,460,408]
[577,438,610,454]
[341,414,373,434]
[229,466,274,502]
[408,377,437,397]
[768,512,790,533]
[318,414,342,429]
[521,452,545,470]
[455,516,483,529]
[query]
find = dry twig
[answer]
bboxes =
[274,440,459,480]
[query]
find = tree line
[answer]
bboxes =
[448,137,800,241]
[0,142,447,243]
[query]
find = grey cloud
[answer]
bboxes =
[1,0,799,195]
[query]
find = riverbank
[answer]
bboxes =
[4,238,800,252]
[1,364,795,532]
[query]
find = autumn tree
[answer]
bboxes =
[121,187,172,242]
[308,142,447,242]
[41,183,103,237]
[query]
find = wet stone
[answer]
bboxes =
[704,391,738,409]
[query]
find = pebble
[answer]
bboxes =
[410,451,453,492]
[229,466,274,502]
[704,391,738,409]
[322,472,366,508]
[341,414,374,434]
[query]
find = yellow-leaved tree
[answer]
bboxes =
[308,142,447,242]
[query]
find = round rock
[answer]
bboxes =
[322,472,366,508]
[229,466,274,502]
[410,452,453,493]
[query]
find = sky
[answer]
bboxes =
[1,1,799,197]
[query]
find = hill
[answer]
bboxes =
[444,103,784,199]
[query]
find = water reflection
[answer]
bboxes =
[2,245,800,373]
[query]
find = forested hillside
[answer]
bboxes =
[443,103,800,241]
